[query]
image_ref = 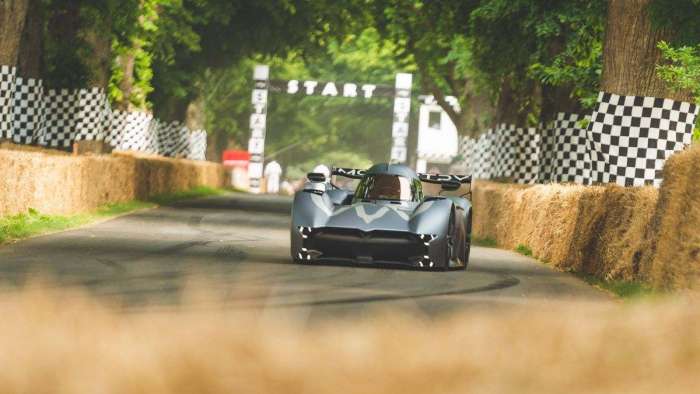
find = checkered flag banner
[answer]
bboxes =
[0,65,17,139]
[470,128,496,179]
[513,127,540,184]
[110,111,157,153]
[587,92,698,187]
[492,123,517,178]
[74,88,111,142]
[39,88,78,148]
[548,112,592,184]
[1,64,208,160]
[461,94,696,188]
[187,130,207,160]
[11,77,44,144]
[158,121,191,158]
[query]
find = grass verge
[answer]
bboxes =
[0,201,154,244]
[515,244,533,257]
[579,274,657,299]
[148,186,227,205]
[472,236,498,248]
[0,187,230,244]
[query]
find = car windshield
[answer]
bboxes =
[355,174,414,201]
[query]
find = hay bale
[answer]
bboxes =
[472,181,659,282]
[0,147,224,216]
[641,145,700,289]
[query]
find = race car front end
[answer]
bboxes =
[292,224,448,269]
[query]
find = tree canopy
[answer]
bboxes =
[2,0,700,170]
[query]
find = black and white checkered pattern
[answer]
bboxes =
[11,77,44,144]
[459,94,697,188]
[470,129,496,179]
[587,92,698,187]
[538,121,555,183]
[0,65,17,139]
[513,127,540,184]
[550,112,591,184]
[106,110,128,147]
[187,130,207,160]
[107,111,206,159]
[492,123,517,178]
[39,89,78,148]
[1,64,209,159]
[74,88,111,141]
[157,121,186,157]
[116,111,158,153]
[169,122,192,157]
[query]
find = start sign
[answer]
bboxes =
[268,79,395,99]
[248,66,414,193]
[286,80,377,98]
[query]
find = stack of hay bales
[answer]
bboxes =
[472,145,700,289]
[640,146,700,289]
[0,146,225,217]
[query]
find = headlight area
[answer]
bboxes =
[416,234,437,268]
[298,226,313,239]
[296,226,320,261]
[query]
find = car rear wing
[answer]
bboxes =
[418,174,472,185]
[331,167,366,179]
[332,167,472,185]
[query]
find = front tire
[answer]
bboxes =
[438,210,457,271]
[459,211,472,270]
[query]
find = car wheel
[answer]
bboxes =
[459,211,472,270]
[438,210,457,271]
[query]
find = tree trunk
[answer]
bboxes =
[155,95,189,123]
[82,28,112,89]
[0,0,30,66]
[17,0,42,78]
[185,95,205,131]
[601,0,692,101]
[115,51,136,111]
[540,83,583,122]
[462,90,495,137]
[495,77,519,126]
[205,129,228,163]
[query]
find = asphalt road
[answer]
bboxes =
[0,193,610,319]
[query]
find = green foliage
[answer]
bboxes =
[148,186,227,205]
[0,209,85,244]
[657,42,700,97]
[472,236,498,248]
[202,28,409,169]
[95,201,155,216]
[470,0,605,110]
[657,42,700,141]
[0,187,238,244]
[0,201,153,244]
[649,0,700,46]
[285,151,373,180]
[515,244,533,257]
[579,274,657,299]
[43,0,141,89]
[371,1,481,130]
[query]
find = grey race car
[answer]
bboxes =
[290,163,472,270]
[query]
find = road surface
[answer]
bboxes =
[0,193,610,319]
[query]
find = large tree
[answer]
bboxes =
[0,0,30,66]
[369,1,489,136]
[601,0,693,101]
[469,0,605,125]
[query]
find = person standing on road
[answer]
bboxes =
[264,161,282,194]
